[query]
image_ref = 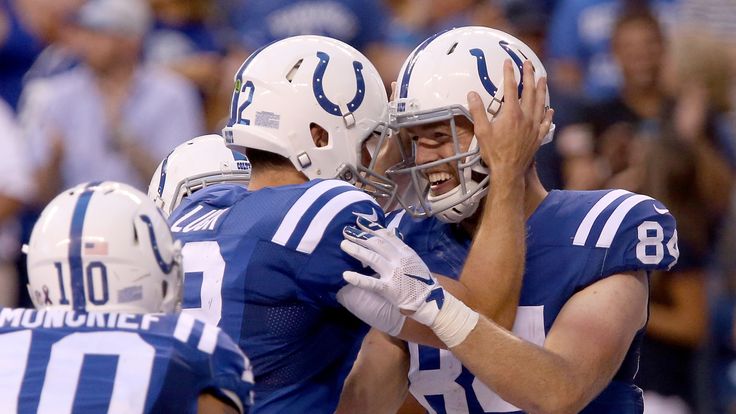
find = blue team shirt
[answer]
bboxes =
[391,189,679,414]
[169,179,385,413]
[0,308,253,413]
[235,0,390,51]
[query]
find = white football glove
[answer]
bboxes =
[340,216,447,326]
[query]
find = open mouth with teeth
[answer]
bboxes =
[428,171,458,196]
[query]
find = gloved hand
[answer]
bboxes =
[340,216,446,326]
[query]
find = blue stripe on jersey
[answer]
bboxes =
[73,355,118,412]
[187,319,206,350]
[285,185,355,249]
[572,190,630,246]
[271,180,354,246]
[575,191,634,248]
[69,182,102,311]
[17,330,54,413]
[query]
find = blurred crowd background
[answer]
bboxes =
[1,0,735,412]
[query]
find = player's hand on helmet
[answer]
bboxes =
[340,215,446,326]
[469,59,554,175]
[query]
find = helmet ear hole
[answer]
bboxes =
[447,42,459,55]
[286,58,304,83]
[133,224,139,245]
[309,123,330,148]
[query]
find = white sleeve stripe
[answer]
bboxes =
[173,313,195,343]
[386,210,406,231]
[572,189,631,246]
[197,323,219,354]
[271,180,354,246]
[296,190,378,254]
[595,194,653,248]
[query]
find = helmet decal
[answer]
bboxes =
[68,181,102,311]
[498,40,526,97]
[157,149,174,197]
[470,41,526,101]
[312,51,365,116]
[227,42,272,127]
[230,80,255,126]
[469,48,498,97]
[86,262,109,305]
[397,29,449,112]
[139,214,176,274]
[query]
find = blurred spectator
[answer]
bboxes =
[230,0,400,86]
[558,8,670,190]
[636,137,720,414]
[546,0,677,101]
[146,0,229,130]
[0,0,83,109]
[22,0,204,203]
[500,0,586,190]
[0,97,34,306]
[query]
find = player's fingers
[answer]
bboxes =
[538,108,555,144]
[343,271,383,293]
[467,91,491,133]
[532,77,548,126]
[520,61,536,114]
[390,81,398,102]
[340,239,392,275]
[355,215,385,233]
[502,59,520,110]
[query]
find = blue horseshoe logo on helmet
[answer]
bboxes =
[313,51,365,116]
[139,214,176,274]
[470,40,526,99]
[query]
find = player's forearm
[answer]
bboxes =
[460,168,526,328]
[336,330,410,414]
[451,316,600,414]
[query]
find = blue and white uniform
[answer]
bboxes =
[393,189,679,414]
[169,179,385,413]
[0,308,254,414]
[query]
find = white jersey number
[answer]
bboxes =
[0,330,154,414]
[409,306,546,413]
[636,221,679,267]
[181,241,226,325]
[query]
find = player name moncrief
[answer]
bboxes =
[0,308,161,330]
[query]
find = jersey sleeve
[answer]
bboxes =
[597,197,679,277]
[295,189,385,307]
[202,326,255,413]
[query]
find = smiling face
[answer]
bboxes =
[404,116,475,197]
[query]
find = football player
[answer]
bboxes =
[166,34,550,413]
[337,26,679,414]
[1,181,254,414]
[148,134,252,217]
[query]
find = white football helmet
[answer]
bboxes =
[222,35,395,206]
[388,26,555,223]
[148,134,251,217]
[26,181,182,314]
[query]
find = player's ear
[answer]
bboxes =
[310,123,329,148]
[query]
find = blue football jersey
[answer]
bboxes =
[168,179,385,413]
[394,189,679,414]
[0,308,254,414]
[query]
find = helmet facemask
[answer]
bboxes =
[386,103,490,223]
[336,123,399,210]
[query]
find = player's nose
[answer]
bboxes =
[414,139,441,166]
